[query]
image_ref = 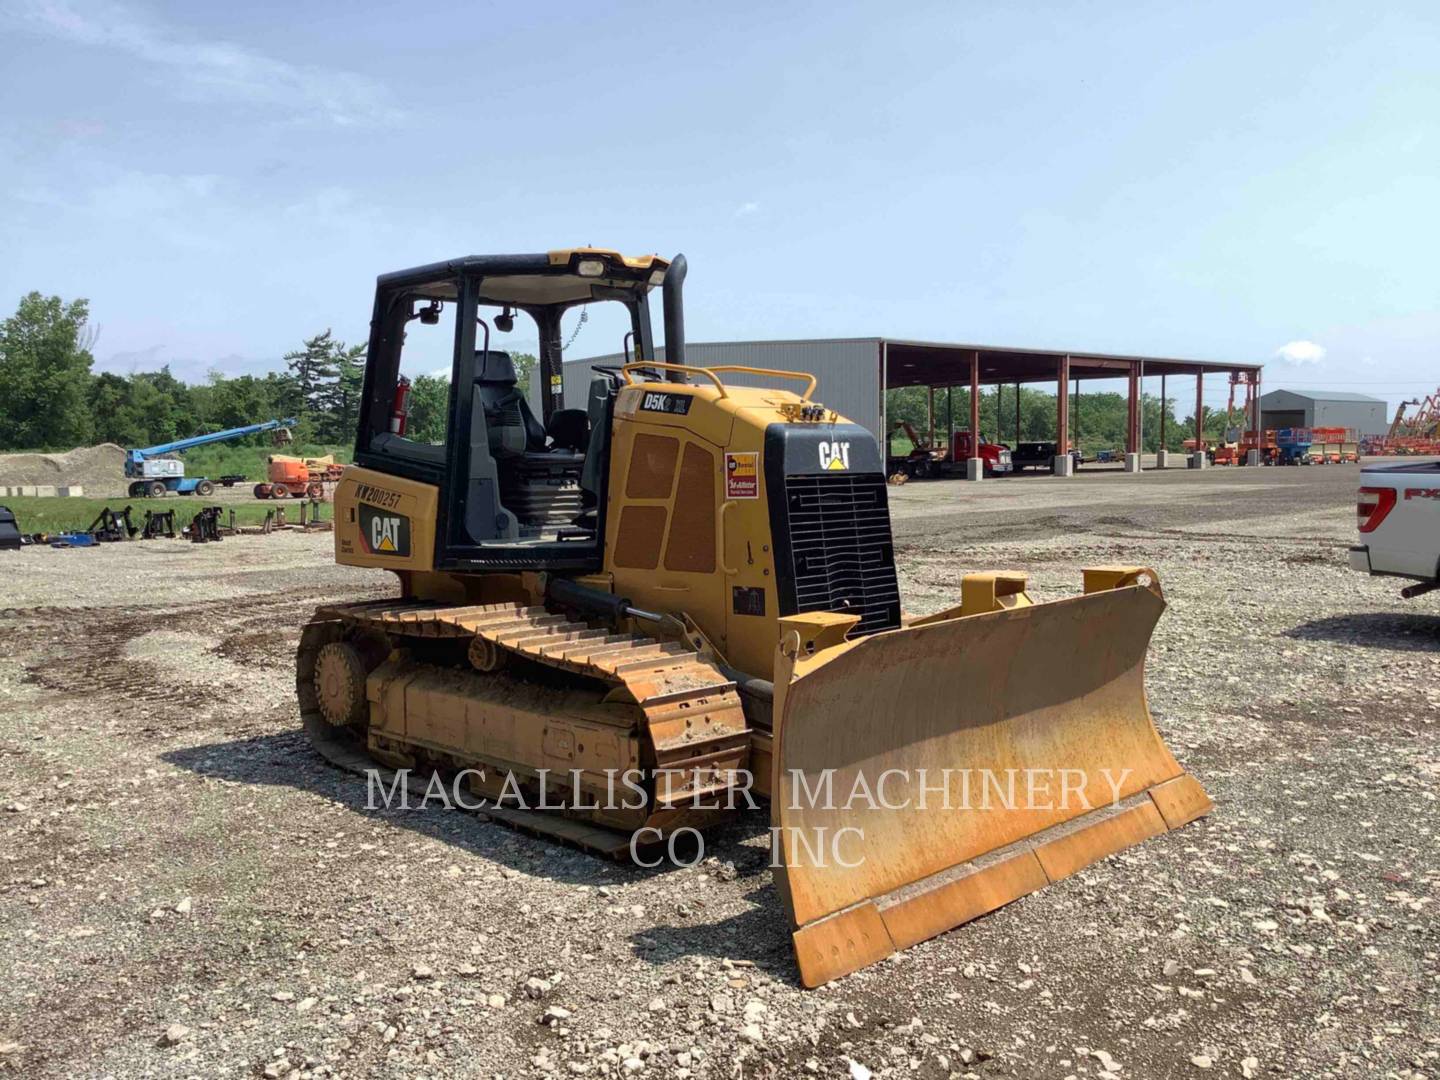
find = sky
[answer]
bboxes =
[1,0,1437,410]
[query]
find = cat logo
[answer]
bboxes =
[818,440,851,471]
[372,516,402,552]
[359,504,411,557]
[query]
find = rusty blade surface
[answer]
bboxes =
[770,584,1210,986]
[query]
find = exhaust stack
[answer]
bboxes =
[662,253,688,382]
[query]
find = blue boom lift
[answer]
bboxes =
[124,418,298,497]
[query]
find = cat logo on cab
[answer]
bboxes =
[359,503,411,557]
[818,440,851,471]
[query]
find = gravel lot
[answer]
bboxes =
[1,463,1436,1079]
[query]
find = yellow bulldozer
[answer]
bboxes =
[298,248,1210,987]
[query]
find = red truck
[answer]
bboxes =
[951,431,1014,477]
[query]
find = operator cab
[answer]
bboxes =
[354,248,682,571]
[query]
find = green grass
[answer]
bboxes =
[1,495,308,534]
[179,441,349,481]
[887,435,916,455]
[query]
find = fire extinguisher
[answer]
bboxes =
[390,376,411,436]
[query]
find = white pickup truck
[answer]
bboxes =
[1350,461,1440,597]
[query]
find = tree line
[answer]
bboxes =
[0,291,536,452]
[0,292,355,450]
[2,289,1241,456]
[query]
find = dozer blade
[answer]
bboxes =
[770,568,1211,987]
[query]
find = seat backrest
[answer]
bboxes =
[580,376,615,499]
[474,350,545,455]
[475,349,518,385]
[547,409,589,452]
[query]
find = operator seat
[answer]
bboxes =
[473,349,591,536]
[475,350,546,457]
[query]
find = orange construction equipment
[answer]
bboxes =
[1212,441,1242,466]
[1372,393,1440,455]
[1308,427,1358,464]
[1236,430,1278,465]
[254,454,346,499]
[1190,372,1263,465]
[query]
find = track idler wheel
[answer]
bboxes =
[467,634,509,673]
[314,641,370,727]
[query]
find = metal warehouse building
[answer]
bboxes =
[1259,389,1388,436]
[536,337,1263,475]
[536,339,886,433]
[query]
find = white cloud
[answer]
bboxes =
[1359,355,1378,367]
[3,0,401,126]
[1275,339,1326,365]
[734,201,760,218]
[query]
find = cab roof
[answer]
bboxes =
[377,248,670,307]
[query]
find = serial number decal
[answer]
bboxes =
[639,391,692,415]
[355,482,404,510]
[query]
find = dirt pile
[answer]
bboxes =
[0,443,126,491]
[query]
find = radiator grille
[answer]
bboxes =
[781,473,900,636]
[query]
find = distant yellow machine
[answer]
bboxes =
[298,248,1210,986]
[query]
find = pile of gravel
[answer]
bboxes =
[0,443,126,491]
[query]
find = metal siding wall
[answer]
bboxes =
[1314,400,1388,436]
[539,340,884,438]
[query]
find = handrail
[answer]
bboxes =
[621,362,728,397]
[718,500,740,575]
[620,362,819,401]
[707,366,818,401]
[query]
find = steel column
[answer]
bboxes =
[1057,355,1070,455]
[1253,372,1262,446]
[963,353,983,480]
[969,352,980,441]
[1160,374,1167,449]
[1074,378,1080,446]
[879,341,888,453]
[1126,362,1140,454]
[1195,373,1204,451]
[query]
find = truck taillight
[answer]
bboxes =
[1357,486,1395,533]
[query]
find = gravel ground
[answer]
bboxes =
[0,464,1436,1080]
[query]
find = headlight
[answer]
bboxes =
[576,258,605,277]
[649,269,667,286]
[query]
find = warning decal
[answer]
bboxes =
[725,452,759,499]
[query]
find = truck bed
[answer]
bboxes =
[1350,462,1440,587]
[1360,460,1440,474]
